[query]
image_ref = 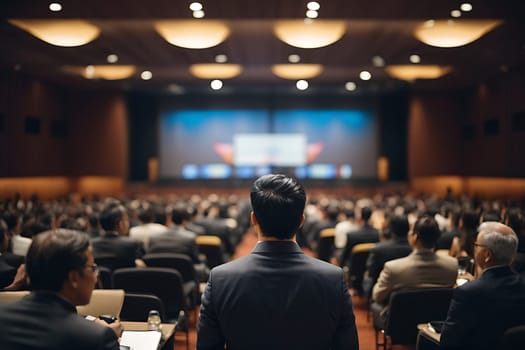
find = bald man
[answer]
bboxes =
[440,222,525,350]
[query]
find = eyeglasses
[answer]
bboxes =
[84,264,99,273]
[474,242,489,249]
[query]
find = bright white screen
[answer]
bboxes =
[233,133,307,166]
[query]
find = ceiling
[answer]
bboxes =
[1,0,524,95]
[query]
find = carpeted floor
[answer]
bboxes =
[174,231,411,350]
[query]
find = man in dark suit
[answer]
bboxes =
[440,222,525,350]
[363,214,412,297]
[91,201,145,270]
[0,229,121,350]
[339,207,380,267]
[197,174,358,350]
[0,219,17,288]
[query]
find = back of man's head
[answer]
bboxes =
[250,174,306,239]
[389,215,409,238]
[361,207,372,222]
[99,201,125,232]
[413,216,441,249]
[26,229,90,292]
[171,204,189,225]
[478,221,518,266]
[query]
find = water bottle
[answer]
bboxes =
[147,310,161,331]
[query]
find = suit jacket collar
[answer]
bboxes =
[102,231,119,238]
[252,241,303,255]
[29,291,77,313]
[480,265,514,279]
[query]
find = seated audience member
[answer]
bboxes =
[0,219,17,288]
[334,205,358,251]
[91,201,145,269]
[129,204,168,250]
[449,209,479,258]
[339,206,380,269]
[197,174,358,350]
[440,222,525,350]
[194,202,235,256]
[3,210,32,258]
[363,215,412,297]
[0,229,121,350]
[148,204,209,281]
[372,216,457,321]
[435,208,461,251]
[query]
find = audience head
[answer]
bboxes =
[250,174,306,240]
[389,215,410,238]
[411,216,441,249]
[171,204,190,226]
[460,210,480,232]
[361,207,372,223]
[0,219,8,252]
[99,200,129,236]
[504,208,524,236]
[475,222,518,269]
[26,229,97,305]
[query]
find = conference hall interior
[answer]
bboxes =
[1,1,525,349]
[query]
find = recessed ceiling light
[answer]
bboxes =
[451,10,462,18]
[141,70,152,80]
[306,10,318,19]
[215,54,228,63]
[189,2,203,11]
[345,82,357,91]
[107,54,118,63]
[296,80,309,90]
[409,54,421,63]
[372,56,385,67]
[288,54,301,63]
[210,79,223,90]
[49,3,62,12]
[307,2,320,11]
[460,3,473,12]
[359,71,372,81]
[193,10,205,18]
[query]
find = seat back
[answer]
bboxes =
[317,228,335,262]
[196,235,224,268]
[77,289,125,318]
[386,288,454,345]
[112,267,184,319]
[120,293,166,322]
[95,255,132,271]
[501,324,525,350]
[96,266,113,289]
[348,243,375,291]
[0,290,30,303]
[142,253,196,283]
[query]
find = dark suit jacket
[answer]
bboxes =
[197,241,358,350]
[0,255,17,289]
[363,237,410,297]
[91,231,144,269]
[147,227,201,263]
[0,291,119,350]
[2,252,25,268]
[366,237,412,285]
[193,217,234,255]
[339,224,380,266]
[440,266,525,350]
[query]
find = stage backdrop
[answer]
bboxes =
[158,109,378,181]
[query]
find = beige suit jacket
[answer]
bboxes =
[372,249,458,305]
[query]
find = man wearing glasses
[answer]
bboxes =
[440,222,525,350]
[0,229,121,350]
